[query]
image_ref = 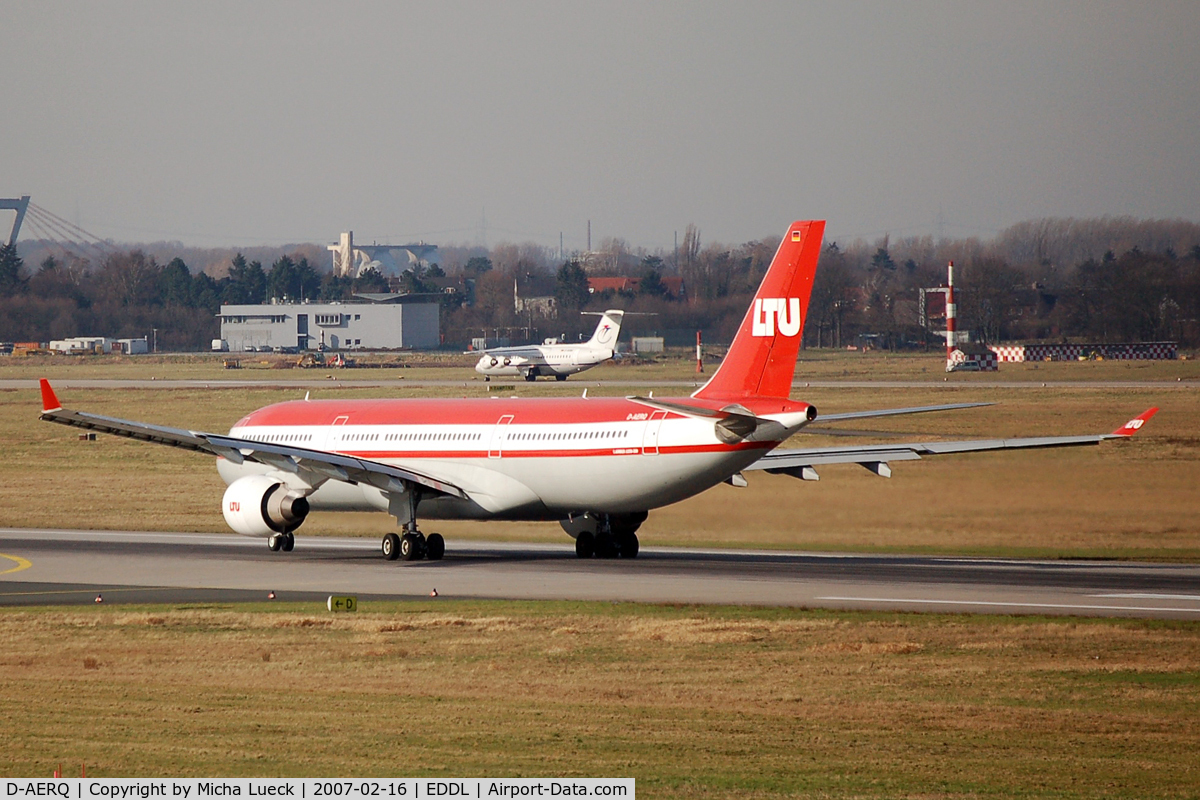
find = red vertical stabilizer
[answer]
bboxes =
[692,220,825,402]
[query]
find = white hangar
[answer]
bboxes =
[218,296,439,352]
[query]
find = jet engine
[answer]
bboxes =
[221,475,310,537]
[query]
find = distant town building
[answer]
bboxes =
[587,276,685,300]
[327,231,439,278]
[218,296,439,352]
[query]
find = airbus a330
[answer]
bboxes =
[39,220,1156,562]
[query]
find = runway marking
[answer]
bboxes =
[1093,593,1200,601]
[0,553,32,575]
[817,596,1200,615]
[0,586,165,597]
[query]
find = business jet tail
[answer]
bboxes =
[584,310,625,348]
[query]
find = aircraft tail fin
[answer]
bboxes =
[692,220,825,402]
[586,310,625,348]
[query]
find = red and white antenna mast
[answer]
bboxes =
[945,261,956,370]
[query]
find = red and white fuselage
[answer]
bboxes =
[219,394,816,520]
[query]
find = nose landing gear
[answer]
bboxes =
[267,532,295,552]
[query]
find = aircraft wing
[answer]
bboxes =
[746,408,1158,480]
[37,380,467,499]
[470,345,546,359]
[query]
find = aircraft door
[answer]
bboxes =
[489,414,514,458]
[641,410,668,455]
[321,414,349,451]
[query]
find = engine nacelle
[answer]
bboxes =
[222,475,310,537]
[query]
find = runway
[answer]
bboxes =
[2,528,1198,619]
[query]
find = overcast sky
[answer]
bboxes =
[3,1,1198,253]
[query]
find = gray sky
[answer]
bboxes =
[3,1,1198,252]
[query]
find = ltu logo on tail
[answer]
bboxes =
[752,298,802,337]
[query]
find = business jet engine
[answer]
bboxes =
[222,475,310,537]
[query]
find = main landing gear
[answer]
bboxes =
[382,528,445,562]
[267,532,295,552]
[574,512,645,559]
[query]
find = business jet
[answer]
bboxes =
[473,309,625,381]
[38,220,1157,562]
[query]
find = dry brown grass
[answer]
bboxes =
[1,362,1197,558]
[0,601,1197,796]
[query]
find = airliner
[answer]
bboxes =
[473,310,624,381]
[39,220,1157,562]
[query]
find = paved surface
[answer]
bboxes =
[3,378,1197,390]
[2,528,1198,619]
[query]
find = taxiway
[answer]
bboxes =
[2,528,1198,619]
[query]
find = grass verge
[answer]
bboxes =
[0,600,1197,797]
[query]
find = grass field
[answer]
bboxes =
[1,356,1197,558]
[1,600,1197,796]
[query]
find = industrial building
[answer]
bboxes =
[217,296,439,352]
[49,336,149,355]
[327,231,439,278]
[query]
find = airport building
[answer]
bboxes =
[49,336,149,355]
[217,296,440,352]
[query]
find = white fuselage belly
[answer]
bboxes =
[217,415,771,520]
[475,346,612,378]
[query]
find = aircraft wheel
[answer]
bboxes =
[281,532,295,551]
[575,531,595,559]
[382,533,401,561]
[268,534,283,552]
[524,373,537,382]
[594,532,618,559]
[426,533,445,561]
[555,374,567,382]
[617,532,639,559]
[400,533,423,561]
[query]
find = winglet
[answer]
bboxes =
[39,379,62,413]
[1112,407,1158,437]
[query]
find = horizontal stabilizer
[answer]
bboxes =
[814,402,991,423]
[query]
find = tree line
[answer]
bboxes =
[3,215,1199,351]
[0,245,427,348]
